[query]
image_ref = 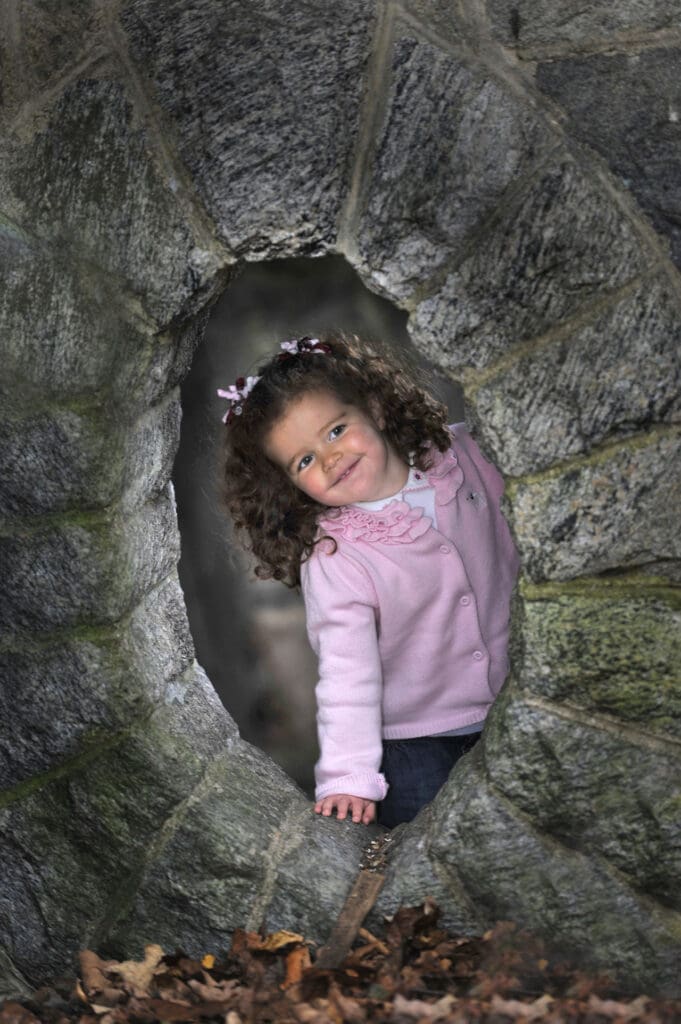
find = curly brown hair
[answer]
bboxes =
[219,334,452,587]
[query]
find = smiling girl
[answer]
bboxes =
[219,335,519,828]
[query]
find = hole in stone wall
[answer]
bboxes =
[173,255,463,794]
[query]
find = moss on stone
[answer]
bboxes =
[520,573,681,608]
[0,724,133,810]
[515,580,681,731]
[507,422,681,490]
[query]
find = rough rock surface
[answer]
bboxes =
[487,0,679,52]
[409,158,649,377]
[468,275,681,475]
[507,430,681,582]
[1,0,680,1002]
[536,47,681,269]
[121,0,376,259]
[355,34,549,300]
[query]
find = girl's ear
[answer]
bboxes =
[368,396,386,430]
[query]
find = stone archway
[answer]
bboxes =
[1,0,679,997]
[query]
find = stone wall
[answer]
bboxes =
[1,0,679,997]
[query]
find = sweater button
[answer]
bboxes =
[460,595,470,606]
[439,545,450,553]
[473,650,484,660]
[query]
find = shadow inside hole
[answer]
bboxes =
[173,255,464,795]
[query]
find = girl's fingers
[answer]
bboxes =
[314,795,375,823]
[362,801,376,825]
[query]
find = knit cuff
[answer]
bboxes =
[315,771,389,803]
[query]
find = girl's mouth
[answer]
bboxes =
[333,459,359,487]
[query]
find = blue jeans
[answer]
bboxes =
[377,732,481,828]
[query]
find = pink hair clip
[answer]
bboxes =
[217,375,260,424]
[278,337,331,358]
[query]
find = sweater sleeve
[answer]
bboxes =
[301,542,388,802]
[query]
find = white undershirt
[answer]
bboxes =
[353,465,437,522]
[352,465,484,738]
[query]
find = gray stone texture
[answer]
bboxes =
[484,690,681,911]
[471,276,681,475]
[410,160,648,376]
[0,231,199,414]
[120,0,376,258]
[518,584,681,736]
[426,746,681,996]
[536,48,681,268]
[0,691,240,982]
[0,395,180,518]
[0,487,180,636]
[0,577,195,789]
[0,231,146,407]
[0,0,102,122]
[104,742,371,962]
[356,35,550,300]
[368,809,487,937]
[508,431,681,581]
[398,1,479,50]
[487,0,679,52]
[0,78,223,326]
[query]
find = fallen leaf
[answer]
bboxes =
[257,930,306,953]
[73,978,89,1004]
[587,993,651,1019]
[391,993,456,1020]
[281,945,312,990]
[0,1003,41,1024]
[106,944,165,997]
[490,993,555,1019]
[187,977,239,1002]
[328,981,366,1024]
[78,951,122,1006]
[201,954,215,970]
[292,1000,337,1024]
[357,927,389,955]
[146,997,205,1020]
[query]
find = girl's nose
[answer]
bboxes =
[322,449,342,473]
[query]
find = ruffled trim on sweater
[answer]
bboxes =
[320,444,464,543]
[322,500,430,544]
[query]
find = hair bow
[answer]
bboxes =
[278,337,331,358]
[217,375,260,424]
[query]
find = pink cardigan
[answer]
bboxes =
[301,424,520,802]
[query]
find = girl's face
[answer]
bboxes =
[264,389,409,507]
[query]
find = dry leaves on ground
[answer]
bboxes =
[2,904,680,1023]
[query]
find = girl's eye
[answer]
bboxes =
[297,454,313,472]
[329,424,345,439]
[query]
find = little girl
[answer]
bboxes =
[219,334,519,828]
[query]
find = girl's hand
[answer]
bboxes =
[314,794,377,825]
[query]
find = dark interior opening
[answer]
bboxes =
[173,255,463,794]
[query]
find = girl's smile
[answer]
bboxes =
[265,390,409,507]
